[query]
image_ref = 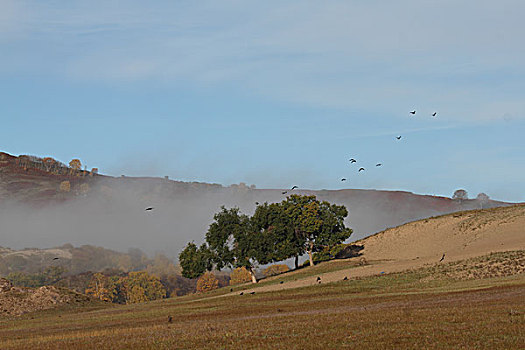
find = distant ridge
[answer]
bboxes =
[0,151,515,241]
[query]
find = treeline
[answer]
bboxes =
[3,153,98,177]
[179,195,352,283]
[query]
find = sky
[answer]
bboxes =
[1,0,524,202]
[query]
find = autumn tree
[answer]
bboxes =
[125,271,166,304]
[42,157,56,172]
[85,273,117,302]
[229,267,252,285]
[59,181,71,193]
[69,158,81,175]
[196,272,219,293]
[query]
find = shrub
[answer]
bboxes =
[229,267,252,285]
[59,181,71,193]
[196,272,219,293]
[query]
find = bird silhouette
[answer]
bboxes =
[376,163,382,167]
[432,112,437,117]
[255,202,259,205]
[316,276,321,281]
[250,291,255,295]
[239,292,244,295]
[396,136,402,140]
[349,158,356,163]
[279,281,284,284]
[290,186,298,190]
[358,167,365,172]
[343,276,348,281]
[410,110,416,115]
[282,191,287,195]
[439,253,445,262]
[145,207,154,211]
[167,316,173,323]
[341,178,346,181]
[52,257,60,260]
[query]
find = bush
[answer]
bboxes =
[262,264,289,277]
[229,267,252,285]
[196,272,219,293]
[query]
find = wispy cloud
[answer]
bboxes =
[1,1,525,121]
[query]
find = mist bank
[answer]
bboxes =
[0,175,513,259]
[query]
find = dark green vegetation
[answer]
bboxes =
[1,252,523,349]
[179,195,352,282]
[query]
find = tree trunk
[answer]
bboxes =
[294,256,299,269]
[249,268,258,283]
[308,241,314,266]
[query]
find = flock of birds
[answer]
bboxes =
[277,109,439,191]
[340,110,438,181]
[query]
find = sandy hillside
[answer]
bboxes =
[361,203,525,262]
[236,204,525,294]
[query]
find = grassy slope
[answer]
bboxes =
[1,252,524,350]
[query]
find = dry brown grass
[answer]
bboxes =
[1,252,524,349]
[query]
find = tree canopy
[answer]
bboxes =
[179,195,352,283]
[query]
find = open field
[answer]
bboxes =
[1,251,524,349]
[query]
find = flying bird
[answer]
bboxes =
[290,186,298,190]
[250,291,256,295]
[349,158,356,163]
[52,257,60,260]
[341,178,346,181]
[432,112,437,117]
[282,191,287,195]
[358,167,365,172]
[410,110,416,115]
[239,292,244,296]
[396,136,402,140]
[145,207,154,211]
[439,253,445,262]
[376,163,382,167]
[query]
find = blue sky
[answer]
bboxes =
[1,0,524,202]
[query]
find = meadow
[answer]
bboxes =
[1,253,524,349]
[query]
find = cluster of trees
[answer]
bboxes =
[13,154,99,177]
[179,195,352,283]
[85,271,166,304]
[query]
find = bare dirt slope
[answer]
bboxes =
[239,204,525,294]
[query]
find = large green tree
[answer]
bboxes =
[280,195,352,267]
[178,242,212,279]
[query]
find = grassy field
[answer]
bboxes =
[1,254,524,349]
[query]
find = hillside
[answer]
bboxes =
[235,204,525,294]
[0,151,517,253]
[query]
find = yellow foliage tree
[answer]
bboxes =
[229,267,252,285]
[125,271,166,304]
[85,273,116,302]
[59,181,71,193]
[196,272,219,293]
[262,264,290,277]
[69,158,82,170]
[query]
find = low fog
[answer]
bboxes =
[0,176,506,260]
